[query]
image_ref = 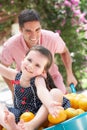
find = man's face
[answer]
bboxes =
[20,21,41,48]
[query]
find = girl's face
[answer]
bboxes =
[21,50,48,78]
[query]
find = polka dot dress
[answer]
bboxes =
[8,72,70,123]
[8,72,42,123]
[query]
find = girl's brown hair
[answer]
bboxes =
[27,45,53,72]
[27,45,57,90]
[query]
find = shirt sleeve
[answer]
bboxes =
[0,44,14,66]
[54,33,66,54]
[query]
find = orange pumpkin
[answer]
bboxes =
[2,128,7,130]
[65,93,86,109]
[65,108,78,119]
[65,93,77,108]
[73,94,86,109]
[48,110,67,124]
[77,93,86,99]
[20,112,35,122]
[76,108,85,115]
[79,97,87,111]
[72,96,81,109]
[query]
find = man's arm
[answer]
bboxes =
[60,46,77,87]
[0,62,15,94]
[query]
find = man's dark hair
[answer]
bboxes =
[18,9,40,27]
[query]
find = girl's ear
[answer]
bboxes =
[41,70,47,78]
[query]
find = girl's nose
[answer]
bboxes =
[28,64,33,71]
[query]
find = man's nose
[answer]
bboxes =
[30,32,37,39]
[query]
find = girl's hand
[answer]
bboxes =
[48,101,64,117]
[18,120,34,130]
[18,120,25,130]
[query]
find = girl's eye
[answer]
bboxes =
[36,64,40,67]
[28,58,32,62]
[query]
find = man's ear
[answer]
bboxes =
[19,27,22,32]
[41,70,47,78]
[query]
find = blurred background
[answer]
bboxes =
[0,0,87,91]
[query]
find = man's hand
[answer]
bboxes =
[67,73,77,87]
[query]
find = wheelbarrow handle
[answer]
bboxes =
[70,83,76,93]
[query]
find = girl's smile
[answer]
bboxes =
[21,50,48,78]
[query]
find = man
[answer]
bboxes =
[0,9,77,95]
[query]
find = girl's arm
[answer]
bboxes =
[35,76,53,104]
[0,63,17,80]
[35,76,63,116]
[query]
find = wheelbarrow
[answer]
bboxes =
[44,84,87,130]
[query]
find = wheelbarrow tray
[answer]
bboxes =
[44,112,87,130]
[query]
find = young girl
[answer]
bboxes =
[0,45,70,130]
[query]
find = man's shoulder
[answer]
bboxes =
[41,29,60,43]
[4,33,22,46]
[41,29,59,40]
[41,29,55,36]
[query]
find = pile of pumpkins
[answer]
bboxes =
[63,93,87,119]
[65,93,87,110]
[41,93,87,129]
[1,93,87,130]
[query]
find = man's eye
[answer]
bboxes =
[36,28,41,32]
[26,30,31,33]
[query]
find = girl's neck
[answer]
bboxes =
[20,75,31,88]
